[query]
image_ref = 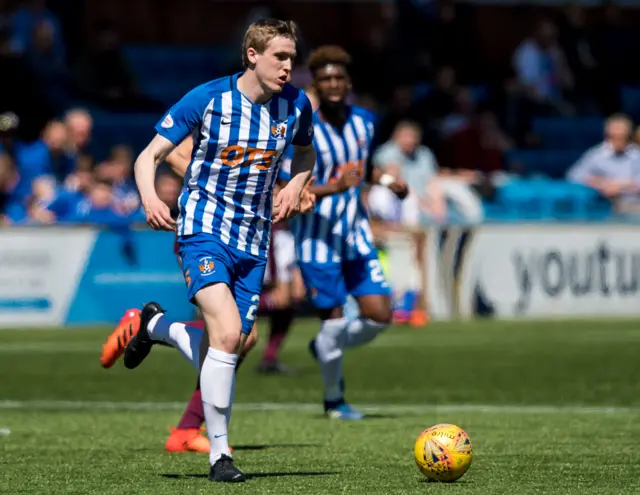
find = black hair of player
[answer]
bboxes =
[307,45,352,76]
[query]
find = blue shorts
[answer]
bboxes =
[178,233,266,335]
[299,252,391,310]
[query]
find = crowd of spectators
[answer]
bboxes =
[2,0,640,229]
[0,106,181,227]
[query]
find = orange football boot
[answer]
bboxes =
[100,308,141,368]
[165,427,233,453]
[409,309,430,328]
[166,427,210,453]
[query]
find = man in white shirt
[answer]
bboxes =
[369,120,483,226]
[567,114,640,213]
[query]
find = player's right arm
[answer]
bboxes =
[135,84,208,230]
[165,135,194,179]
[135,134,178,231]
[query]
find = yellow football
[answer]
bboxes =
[414,423,472,482]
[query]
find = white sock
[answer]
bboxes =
[147,314,203,371]
[315,317,348,402]
[344,318,388,349]
[200,347,237,465]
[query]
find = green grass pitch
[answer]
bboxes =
[1,318,640,494]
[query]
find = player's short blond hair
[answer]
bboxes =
[307,45,351,74]
[242,18,298,69]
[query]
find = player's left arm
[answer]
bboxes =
[273,92,317,222]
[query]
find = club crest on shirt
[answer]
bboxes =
[270,121,287,139]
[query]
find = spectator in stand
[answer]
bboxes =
[43,162,94,222]
[0,149,53,225]
[17,120,74,184]
[513,19,573,109]
[64,108,92,157]
[511,19,574,141]
[10,0,65,62]
[62,178,129,228]
[567,114,640,214]
[71,21,162,111]
[438,108,513,195]
[96,145,139,215]
[370,120,484,227]
[369,121,441,226]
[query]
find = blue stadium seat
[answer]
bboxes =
[506,149,583,179]
[490,178,612,221]
[531,117,603,150]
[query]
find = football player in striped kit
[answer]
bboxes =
[99,137,313,454]
[284,46,409,420]
[121,19,316,482]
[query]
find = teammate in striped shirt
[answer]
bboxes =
[123,19,316,482]
[284,46,409,419]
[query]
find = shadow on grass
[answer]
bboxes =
[420,477,472,485]
[232,443,319,451]
[161,471,339,480]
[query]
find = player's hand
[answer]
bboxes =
[389,180,409,200]
[143,195,176,231]
[273,182,302,223]
[336,164,362,192]
[299,177,316,214]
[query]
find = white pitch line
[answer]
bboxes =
[0,400,639,415]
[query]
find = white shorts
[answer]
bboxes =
[368,180,484,225]
[368,185,421,227]
[263,229,297,286]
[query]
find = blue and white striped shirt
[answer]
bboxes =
[155,73,314,259]
[287,105,377,264]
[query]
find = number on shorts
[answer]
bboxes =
[368,259,385,283]
[245,294,260,321]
